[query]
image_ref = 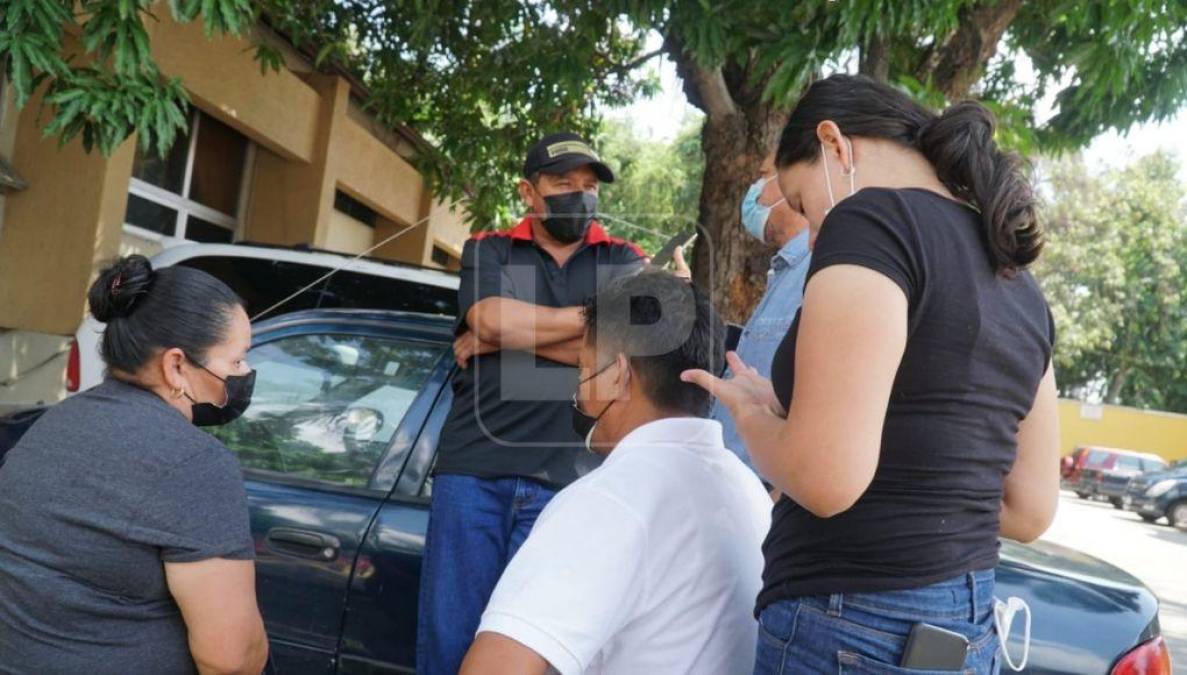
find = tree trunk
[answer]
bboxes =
[690,108,786,323]
[860,35,892,82]
[1106,365,1130,405]
[921,0,1024,99]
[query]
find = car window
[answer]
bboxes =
[209,333,446,488]
[1142,458,1167,472]
[178,256,457,320]
[1116,456,1142,473]
[1085,449,1110,466]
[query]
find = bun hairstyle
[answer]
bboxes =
[774,74,1042,273]
[89,255,155,323]
[87,255,244,376]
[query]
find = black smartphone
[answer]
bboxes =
[649,227,697,267]
[901,623,970,670]
[725,323,743,353]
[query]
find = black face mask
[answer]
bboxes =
[184,356,256,427]
[571,360,617,451]
[541,190,598,244]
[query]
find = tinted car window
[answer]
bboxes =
[1085,450,1111,466]
[178,256,457,320]
[326,268,456,316]
[209,333,447,488]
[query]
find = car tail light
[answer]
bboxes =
[65,340,80,393]
[1112,636,1172,675]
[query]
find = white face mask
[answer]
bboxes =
[820,136,857,215]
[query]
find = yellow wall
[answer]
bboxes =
[324,210,375,255]
[243,74,343,248]
[0,83,132,335]
[335,118,424,228]
[0,13,457,339]
[1058,399,1187,462]
[373,215,427,263]
[146,20,320,163]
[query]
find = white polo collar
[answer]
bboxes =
[606,417,725,464]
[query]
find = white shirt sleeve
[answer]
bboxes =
[477,484,649,675]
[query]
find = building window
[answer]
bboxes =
[124,110,252,243]
[431,245,452,268]
[334,190,377,227]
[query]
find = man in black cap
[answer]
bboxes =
[416,132,644,675]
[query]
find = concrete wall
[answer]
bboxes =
[242,74,343,248]
[0,15,462,409]
[146,21,320,163]
[428,197,468,260]
[324,210,374,255]
[0,80,133,335]
[1059,399,1187,462]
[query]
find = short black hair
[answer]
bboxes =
[88,255,244,374]
[582,269,724,417]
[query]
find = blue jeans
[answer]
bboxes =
[754,570,1000,674]
[415,474,556,675]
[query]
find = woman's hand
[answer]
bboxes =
[682,351,785,422]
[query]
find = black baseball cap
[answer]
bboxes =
[522,132,615,183]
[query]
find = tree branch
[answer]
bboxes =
[921,0,1024,99]
[663,34,738,119]
[616,46,665,73]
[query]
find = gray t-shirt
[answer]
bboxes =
[0,379,254,674]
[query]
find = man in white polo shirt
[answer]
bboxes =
[459,269,772,675]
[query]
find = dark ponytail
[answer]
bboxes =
[88,255,244,375]
[915,101,1041,271]
[775,74,1042,273]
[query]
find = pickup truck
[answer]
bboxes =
[0,308,1173,674]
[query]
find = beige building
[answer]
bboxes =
[0,16,467,409]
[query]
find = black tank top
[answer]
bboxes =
[761,188,1053,612]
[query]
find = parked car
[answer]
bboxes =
[1124,464,1187,529]
[1073,447,1168,509]
[0,308,1172,675]
[68,241,459,395]
[1061,445,1094,486]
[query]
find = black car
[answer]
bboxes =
[1077,449,1168,509]
[0,308,1173,674]
[1124,462,1187,529]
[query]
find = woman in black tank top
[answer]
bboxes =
[682,74,1059,674]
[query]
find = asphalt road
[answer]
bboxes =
[1040,491,1187,669]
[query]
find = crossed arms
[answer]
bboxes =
[454,298,585,368]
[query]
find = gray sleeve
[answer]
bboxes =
[125,443,255,563]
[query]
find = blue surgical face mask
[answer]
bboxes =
[741,175,785,243]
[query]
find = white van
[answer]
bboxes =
[69,242,459,394]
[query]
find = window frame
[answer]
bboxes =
[124,109,256,243]
[225,317,455,497]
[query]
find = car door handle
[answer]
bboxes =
[266,528,342,561]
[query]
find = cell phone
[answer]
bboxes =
[901,623,970,670]
[649,227,697,267]
[725,323,743,353]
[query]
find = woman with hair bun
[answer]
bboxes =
[683,74,1060,673]
[0,255,268,674]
